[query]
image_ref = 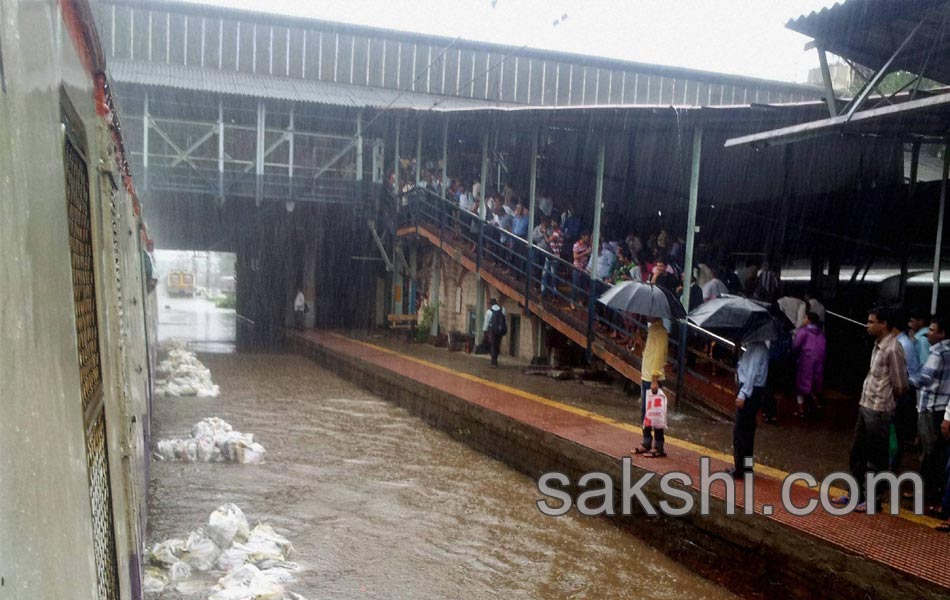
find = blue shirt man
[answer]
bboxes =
[732,341,769,476]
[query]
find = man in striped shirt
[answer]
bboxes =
[835,307,908,512]
[910,316,950,510]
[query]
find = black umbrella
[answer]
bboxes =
[687,295,789,343]
[598,281,687,320]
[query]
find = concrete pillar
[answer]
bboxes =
[475,278,486,344]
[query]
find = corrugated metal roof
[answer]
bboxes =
[787,0,950,85]
[108,60,511,111]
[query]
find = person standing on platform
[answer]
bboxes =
[293,288,307,330]
[833,307,908,513]
[632,317,669,458]
[892,310,921,472]
[910,316,950,513]
[483,298,507,368]
[731,340,769,478]
[792,312,827,419]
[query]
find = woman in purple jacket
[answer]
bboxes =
[793,312,827,418]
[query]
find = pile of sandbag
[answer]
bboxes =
[145,503,306,599]
[155,417,266,464]
[155,341,220,398]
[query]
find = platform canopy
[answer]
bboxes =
[727,0,950,148]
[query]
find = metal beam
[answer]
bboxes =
[525,126,538,314]
[355,111,363,182]
[816,46,837,118]
[415,116,423,185]
[845,17,926,120]
[143,91,149,191]
[255,100,266,205]
[170,126,218,168]
[586,132,605,362]
[932,140,949,314]
[217,97,224,198]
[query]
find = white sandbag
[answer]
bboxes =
[217,546,252,572]
[192,417,232,439]
[195,436,216,462]
[209,564,285,600]
[168,560,192,582]
[247,524,293,558]
[143,567,167,593]
[148,538,186,566]
[207,503,250,549]
[182,530,220,571]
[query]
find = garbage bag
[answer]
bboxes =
[182,530,220,571]
[168,560,192,582]
[148,538,186,566]
[207,503,250,549]
[143,567,167,593]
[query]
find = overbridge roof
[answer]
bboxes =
[109,59,510,110]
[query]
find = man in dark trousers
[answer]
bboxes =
[483,298,507,368]
[732,340,769,478]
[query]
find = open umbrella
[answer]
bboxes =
[687,295,789,343]
[598,281,687,320]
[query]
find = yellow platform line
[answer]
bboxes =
[326,333,940,527]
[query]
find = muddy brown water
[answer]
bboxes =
[147,352,735,599]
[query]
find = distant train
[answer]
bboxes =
[167,271,196,297]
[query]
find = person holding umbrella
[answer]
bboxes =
[687,295,789,477]
[733,340,770,477]
[598,280,685,458]
[633,317,669,458]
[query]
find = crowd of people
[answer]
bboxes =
[399,171,950,528]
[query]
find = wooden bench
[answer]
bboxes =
[387,313,418,330]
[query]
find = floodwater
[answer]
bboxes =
[156,287,235,353]
[148,352,735,599]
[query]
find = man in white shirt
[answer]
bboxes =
[293,288,306,330]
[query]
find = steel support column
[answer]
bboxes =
[142,91,149,192]
[525,126,538,315]
[586,133,605,363]
[415,117,423,186]
[217,97,224,199]
[255,100,266,205]
[932,141,949,314]
[288,105,295,201]
[676,126,703,412]
[475,128,490,343]
[392,117,401,316]
[901,141,921,302]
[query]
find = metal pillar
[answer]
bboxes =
[441,115,449,199]
[287,105,295,201]
[415,116,423,186]
[474,127,491,342]
[355,111,363,181]
[475,129,489,274]
[392,118,401,315]
[816,47,837,118]
[901,141,921,302]
[409,245,418,317]
[676,126,703,412]
[931,141,949,314]
[255,100,266,205]
[142,91,149,192]
[217,97,224,198]
[525,127,538,313]
[440,115,449,250]
[586,133,605,362]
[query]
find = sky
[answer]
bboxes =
[180,0,842,84]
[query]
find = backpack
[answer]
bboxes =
[489,308,507,339]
